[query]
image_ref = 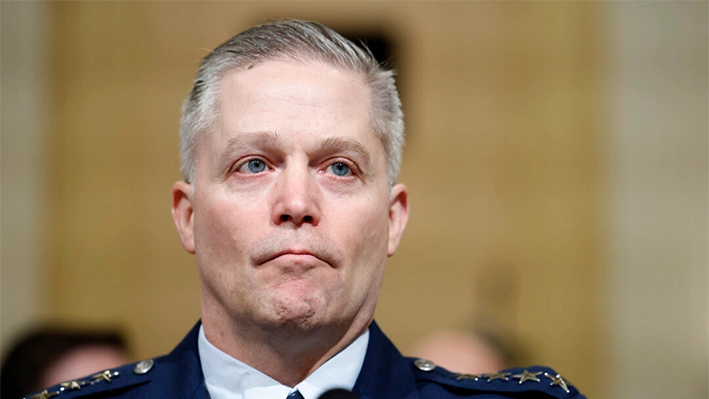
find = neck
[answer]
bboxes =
[201,309,371,387]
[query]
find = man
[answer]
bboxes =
[27,20,585,399]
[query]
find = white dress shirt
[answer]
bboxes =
[198,325,369,399]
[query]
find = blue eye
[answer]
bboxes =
[330,162,351,176]
[240,159,266,174]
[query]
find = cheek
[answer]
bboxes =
[193,195,257,269]
[193,197,266,305]
[337,199,390,276]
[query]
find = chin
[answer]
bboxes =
[266,289,328,331]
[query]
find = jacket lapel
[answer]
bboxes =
[141,322,208,399]
[353,322,421,399]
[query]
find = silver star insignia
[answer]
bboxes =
[29,390,58,399]
[455,373,480,381]
[487,372,511,382]
[91,370,119,384]
[544,372,570,393]
[512,370,542,384]
[60,380,83,390]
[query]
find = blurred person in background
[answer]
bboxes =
[26,19,585,399]
[1,327,129,399]
[410,323,525,376]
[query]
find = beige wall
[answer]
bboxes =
[1,0,50,352]
[2,2,705,399]
[604,2,708,398]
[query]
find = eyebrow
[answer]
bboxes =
[216,131,282,174]
[314,136,372,172]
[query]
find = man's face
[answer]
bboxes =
[172,60,408,334]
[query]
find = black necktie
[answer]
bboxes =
[286,390,305,399]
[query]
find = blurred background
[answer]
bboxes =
[2,2,706,398]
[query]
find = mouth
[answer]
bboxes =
[259,249,332,268]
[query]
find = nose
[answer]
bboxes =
[271,166,321,227]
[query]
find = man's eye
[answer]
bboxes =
[328,162,352,177]
[238,159,267,174]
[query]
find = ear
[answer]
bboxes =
[172,181,196,254]
[387,183,409,256]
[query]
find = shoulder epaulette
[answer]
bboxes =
[24,357,160,399]
[408,357,586,399]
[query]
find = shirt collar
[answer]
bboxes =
[198,325,369,399]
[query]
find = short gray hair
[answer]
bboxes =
[179,19,404,186]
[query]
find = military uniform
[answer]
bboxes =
[25,322,585,399]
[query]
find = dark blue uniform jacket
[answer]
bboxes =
[26,321,586,399]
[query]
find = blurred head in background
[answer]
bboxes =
[1,327,129,399]
[411,326,523,375]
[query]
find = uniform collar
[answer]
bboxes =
[198,324,369,399]
[150,320,420,399]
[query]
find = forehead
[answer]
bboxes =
[224,59,368,104]
[203,60,383,156]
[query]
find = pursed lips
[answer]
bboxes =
[260,249,332,268]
